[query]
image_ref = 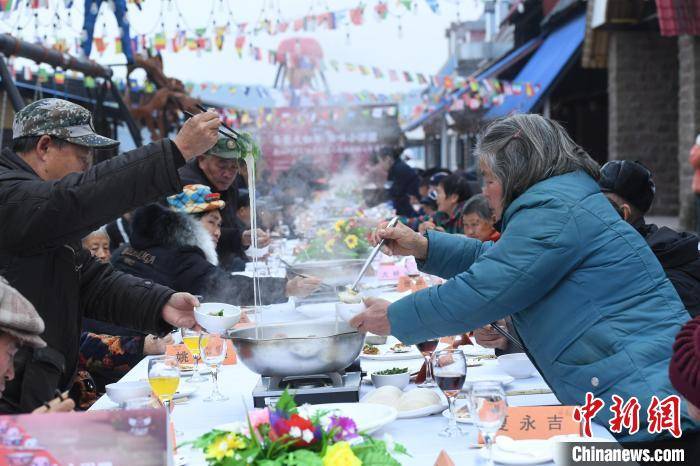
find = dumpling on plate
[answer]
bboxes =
[397,388,442,412]
[362,385,403,409]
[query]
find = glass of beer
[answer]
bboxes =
[148,355,180,407]
[181,328,206,383]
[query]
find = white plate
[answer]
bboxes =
[295,302,338,319]
[397,402,447,419]
[479,439,553,465]
[463,374,515,387]
[301,402,397,434]
[458,344,496,357]
[180,366,211,376]
[441,407,473,424]
[361,347,424,361]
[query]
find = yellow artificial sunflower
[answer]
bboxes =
[323,442,361,466]
[317,228,329,237]
[334,219,346,232]
[344,234,359,250]
[324,238,336,253]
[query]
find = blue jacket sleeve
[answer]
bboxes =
[389,200,581,344]
[419,230,493,279]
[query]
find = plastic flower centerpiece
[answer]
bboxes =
[297,218,371,261]
[183,390,407,466]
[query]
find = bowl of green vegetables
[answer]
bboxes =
[371,367,410,390]
[195,303,241,334]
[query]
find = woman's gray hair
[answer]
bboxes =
[476,114,600,209]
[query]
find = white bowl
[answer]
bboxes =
[195,303,242,334]
[335,302,365,322]
[497,353,537,379]
[105,381,152,405]
[365,333,388,345]
[371,371,410,390]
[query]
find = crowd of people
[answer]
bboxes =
[2,97,700,450]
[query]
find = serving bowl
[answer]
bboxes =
[371,371,410,390]
[227,321,364,377]
[195,303,241,334]
[335,302,365,322]
[105,381,152,405]
[497,353,537,379]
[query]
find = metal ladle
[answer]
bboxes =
[345,216,400,294]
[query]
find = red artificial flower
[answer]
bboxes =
[270,414,317,447]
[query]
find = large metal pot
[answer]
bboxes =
[227,321,365,377]
[290,259,367,287]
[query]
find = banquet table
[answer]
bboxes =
[91,338,616,466]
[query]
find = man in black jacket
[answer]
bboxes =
[377,146,420,218]
[600,160,700,317]
[0,98,220,412]
[178,137,269,269]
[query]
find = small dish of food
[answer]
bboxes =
[362,344,380,355]
[371,367,410,390]
[195,303,241,334]
[389,343,412,353]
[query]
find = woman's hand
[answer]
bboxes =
[349,298,392,335]
[372,220,429,260]
[473,319,509,350]
[161,292,201,331]
[418,221,436,235]
[143,333,173,356]
[286,276,322,297]
[242,229,271,247]
[32,393,75,414]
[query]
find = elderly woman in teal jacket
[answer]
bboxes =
[350,114,699,442]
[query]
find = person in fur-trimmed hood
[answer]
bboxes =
[111,185,320,305]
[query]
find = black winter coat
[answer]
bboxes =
[637,221,700,317]
[0,140,185,412]
[111,204,287,306]
[386,159,419,217]
[178,160,244,269]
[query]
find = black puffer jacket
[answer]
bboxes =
[637,221,700,318]
[178,159,245,269]
[111,204,287,305]
[0,140,184,413]
[387,159,420,217]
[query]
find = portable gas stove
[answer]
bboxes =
[252,371,362,408]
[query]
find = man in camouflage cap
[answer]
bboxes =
[0,98,220,413]
[12,98,120,149]
[179,135,269,270]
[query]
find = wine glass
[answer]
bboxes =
[147,356,181,434]
[432,349,467,437]
[470,381,508,466]
[181,327,206,383]
[200,332,228,402]
[416,339,439,387]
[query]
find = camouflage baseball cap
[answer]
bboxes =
[12,98,119,149]
[206,132,261,160]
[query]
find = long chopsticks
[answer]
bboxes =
[489,322,526,352]
[183,110,238,141]
[195,103,241,139]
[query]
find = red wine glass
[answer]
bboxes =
[432,348,467,437]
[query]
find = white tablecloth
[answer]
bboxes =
[91,350,614,465]
[91,265,616,464]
